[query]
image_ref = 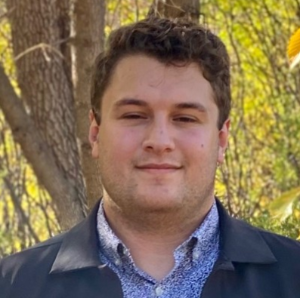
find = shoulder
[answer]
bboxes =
[0,232,65,288]
[236,216,300,264]
[239,216,300,245]
[258,225,300,260]
[217,200,300,265]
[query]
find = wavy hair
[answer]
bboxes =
[91,17,231,129]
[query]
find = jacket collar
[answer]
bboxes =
[216,200,277,264]
[50,199,276,273]
[50,201,102,273]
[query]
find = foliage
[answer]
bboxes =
[249,198,300,240]
[209,0,300,238]
[1,0,300,257]
[288,27,300,69]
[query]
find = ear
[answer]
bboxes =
[89,110,99,158]
[217,119,230,164]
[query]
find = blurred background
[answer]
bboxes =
[0,0,300,257]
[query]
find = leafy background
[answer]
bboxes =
[0,0,300,257]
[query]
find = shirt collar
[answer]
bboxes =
[97,202,125,264]
[186,201,219,263]
[97,200,219,265]
[49,199,276,274]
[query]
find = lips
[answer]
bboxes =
[137,163,180,169]
[136,163,181,173]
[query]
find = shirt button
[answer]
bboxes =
[115,258,121,266]
[124,248,130,257]
[155,286,163,296]
[193,251,200,260]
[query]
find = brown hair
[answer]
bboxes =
[91,17,231,129]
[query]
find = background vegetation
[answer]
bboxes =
[0,0,299,257]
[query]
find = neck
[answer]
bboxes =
[102,198,214,280]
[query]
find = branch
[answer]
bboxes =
[14,43,64,62]
[3,176,40,244]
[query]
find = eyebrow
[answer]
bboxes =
[113,98,148,108]
[113,98,207,112]
[174,102,207,113]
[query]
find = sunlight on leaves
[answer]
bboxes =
[268,187,300,221]
[287,28,300,69]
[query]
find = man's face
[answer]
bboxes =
[90,55,229,219]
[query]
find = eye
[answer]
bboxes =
[122,113,147,120]
[173,116,197,123]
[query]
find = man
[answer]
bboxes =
[1,17,300,298]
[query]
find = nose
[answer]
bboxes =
[142,117,175,154]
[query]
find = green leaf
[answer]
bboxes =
[268,187,300,221]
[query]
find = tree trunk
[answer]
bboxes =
[0,65,85,231]
[149,0,200,22]
[72,0,105,208]
[5,0,87,230]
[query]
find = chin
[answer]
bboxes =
[133,194,183,212]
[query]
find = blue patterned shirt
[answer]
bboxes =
[97,201,220,298]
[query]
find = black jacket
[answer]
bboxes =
[1,200,300,298]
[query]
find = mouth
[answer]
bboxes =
[136,163,181,174]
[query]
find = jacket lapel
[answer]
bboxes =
[216,199,277,264]
[50,199,277,271]
[49,201,123,298]
[50,202,102,273]
[47,198,277,298]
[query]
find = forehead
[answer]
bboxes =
[102,54,215,110]
[112,55,205,85]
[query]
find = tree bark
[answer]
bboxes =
[0,65,85,230]
[5,0,87,230]
[72,0,105,208]
[149,0,200,22]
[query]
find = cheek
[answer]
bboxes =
[178,129,217,158]
[99,128,142,161]
[179,129,206,150]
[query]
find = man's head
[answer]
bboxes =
[89,17,231,230]
[90,17,231,130]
